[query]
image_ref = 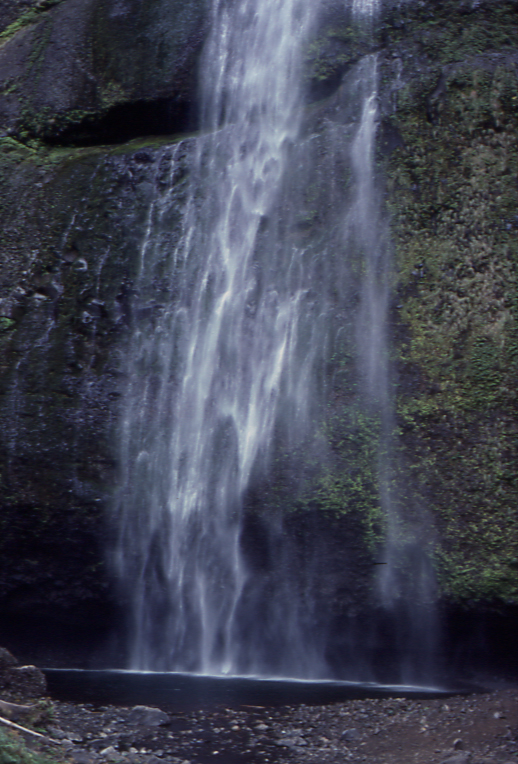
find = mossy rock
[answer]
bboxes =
[0,0,207,142]
[384,34,518,605]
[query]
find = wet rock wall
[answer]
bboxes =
[0,0,517,672]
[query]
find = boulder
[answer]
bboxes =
[126,705,170,727]
[0,649,47,698]
[0,0,208,142]
[0,647,18,671]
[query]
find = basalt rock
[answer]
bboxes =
[0,0,207,144]
[0,647,46,698]
[126,706,171,727]
[0,0,517,674]
[0,136,194,664]
[0,648,17,672]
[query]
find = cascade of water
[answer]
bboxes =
[113,0,437,680]
[114,0,323,674]
[348,5,438,682]
[350,54,387,408]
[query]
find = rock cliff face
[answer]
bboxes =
[0,0,206,142]
[0,0,517,673]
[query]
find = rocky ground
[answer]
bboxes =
[5,687,518,764]
[1,649,517,764]
[39,687,518,764]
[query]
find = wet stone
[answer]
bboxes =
[100,746,123,761]
[4,665,47,697]
[70,751,97,764]
[0,647,18,671]
[127,706,171,727]
[341,727,361,741]
[48,727,67,739]
[440,753,473,764]
[66,731,84,742]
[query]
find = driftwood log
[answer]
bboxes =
[0,697,59,745]
[0,714,60,745]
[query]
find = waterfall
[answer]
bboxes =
[114,0,323,674]
[113,0,437,679]
[348,16,438,681]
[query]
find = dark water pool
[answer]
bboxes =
[43,669,465,711]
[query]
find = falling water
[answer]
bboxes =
[114,0,437,679]
[348,7,438,681]
[114,0,325,674]
[353,0,381,17]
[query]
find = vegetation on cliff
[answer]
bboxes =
[382,3,518,605]
[0,0,517,661]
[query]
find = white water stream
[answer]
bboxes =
[113,0,435,678]
[115,0,325,674]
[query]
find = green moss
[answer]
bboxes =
[305,22,375,84]
[0,729,60,764]
[0,0,62,47]
[311,406,384,547]
[381,1,518,68]
[386,49,518,605]
[0,318,16,332]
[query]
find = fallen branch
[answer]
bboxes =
[0,714,60,745]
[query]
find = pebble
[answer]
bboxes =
[48,726,67,739]
[67,731,84,742]
[440,753,472,764]
[341,728,361,741]
[100,746,122,761]
[70,751,96,764]
[127,706,171,727]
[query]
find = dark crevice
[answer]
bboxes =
[43,97,197,148]
[306,65,353,103]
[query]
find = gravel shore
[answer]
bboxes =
[23,686,516,764]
